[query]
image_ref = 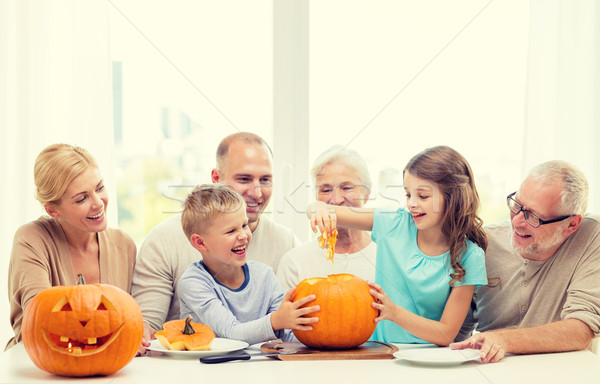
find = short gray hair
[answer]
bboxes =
[310,145,372,192]
[527,160,588,215]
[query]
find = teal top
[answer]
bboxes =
[371,208,487,343]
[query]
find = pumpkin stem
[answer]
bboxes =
[182,315,195,335]
[76,274,86,285]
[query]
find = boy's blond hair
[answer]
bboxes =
[181,184,246,239]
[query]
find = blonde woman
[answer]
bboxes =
[6,144,136,350]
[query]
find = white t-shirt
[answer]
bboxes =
[276,237,377,291]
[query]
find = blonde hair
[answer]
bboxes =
[181,184,246,239]
[34,143,98,205]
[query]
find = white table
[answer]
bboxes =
[2,342,599,384]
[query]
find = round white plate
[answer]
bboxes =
[147,338,249,358]
[394,347,481,366]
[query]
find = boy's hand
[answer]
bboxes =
[271,287,320,332]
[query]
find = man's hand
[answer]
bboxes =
[136,323,158,356]
[450,332,508,363]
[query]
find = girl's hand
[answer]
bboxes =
[307,201,337,235]
[271,287,320,331]
[367,280,398,323]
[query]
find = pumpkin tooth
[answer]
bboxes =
[60,336,69,343]
[71,347,83,356]
[87,337,97,344]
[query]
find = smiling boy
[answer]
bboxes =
[177,184,318,345]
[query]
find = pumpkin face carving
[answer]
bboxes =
[22,275,143,377]
[292,274,378,349]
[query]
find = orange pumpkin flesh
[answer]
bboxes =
[292,274,378,349]
[22,274,143,377]
[155,315,215,351]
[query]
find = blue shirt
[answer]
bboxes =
[177,260,294,345]
[371,208,487,343]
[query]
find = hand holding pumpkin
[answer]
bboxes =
[270,287,319,332]
[367,280,400,323]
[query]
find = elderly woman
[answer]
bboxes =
[6,143,136,349]
[276,145,377,290]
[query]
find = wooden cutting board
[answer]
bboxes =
[260,341,398,360]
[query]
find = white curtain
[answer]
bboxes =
[0,0,115,344]
[523,0,600,212]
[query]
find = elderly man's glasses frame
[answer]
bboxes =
[506,192,573,228]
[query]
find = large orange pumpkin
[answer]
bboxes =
[155,315,215,351]
[291,274,378,349]
[22,274,143,377]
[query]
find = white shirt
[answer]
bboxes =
[276,237,377,291]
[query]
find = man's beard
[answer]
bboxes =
[510,224,566,256]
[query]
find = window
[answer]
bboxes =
[309,0,530,223]
[108,0,272,244]
[109,1,549,244]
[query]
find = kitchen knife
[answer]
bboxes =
[199,350,313,364]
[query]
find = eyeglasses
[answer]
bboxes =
[506,192,573,228]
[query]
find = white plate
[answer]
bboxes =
[147,338,249,358]
[394,347,481,366]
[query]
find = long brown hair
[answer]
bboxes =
[404,146,487,286]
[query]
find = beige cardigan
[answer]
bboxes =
[6,216,136,349]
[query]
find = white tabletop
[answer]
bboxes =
[2,342,599,384]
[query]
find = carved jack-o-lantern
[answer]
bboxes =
[22,274,143,377]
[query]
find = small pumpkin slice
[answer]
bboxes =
[155,315,215,351]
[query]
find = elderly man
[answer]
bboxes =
[132,132,300,348]
[276,145,376,291]
[451,160,600,362]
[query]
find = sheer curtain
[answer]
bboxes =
[1,0,599,348]
[0,0,115,345]
[523,0,600,211]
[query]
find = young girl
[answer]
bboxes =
[307,146,487,346]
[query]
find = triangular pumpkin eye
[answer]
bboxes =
[95,295,116,311]
[51,296,72,312]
